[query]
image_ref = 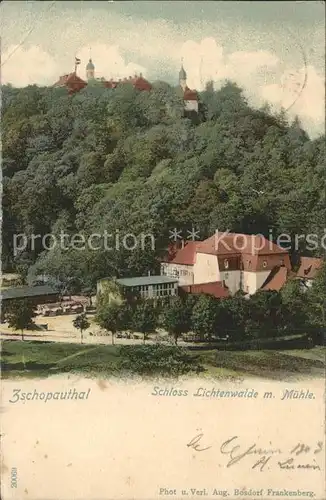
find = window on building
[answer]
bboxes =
[280,259,284,266]
[224,259,229,269]
[263,261,267,268]
[248,260,251,268]
[153,283,176,298]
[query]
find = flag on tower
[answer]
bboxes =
[75,57,81,65]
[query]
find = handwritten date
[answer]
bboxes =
[186,434,323,472]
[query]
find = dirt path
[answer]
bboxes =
[51,346,101,367]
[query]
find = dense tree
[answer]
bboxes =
[2,80,324,304]
[246,291,286,338]
[281,280,309,332]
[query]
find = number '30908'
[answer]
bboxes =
[11,467,17,488]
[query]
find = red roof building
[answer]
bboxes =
[53,59,197,115]
[54,66,152,94]
[183,86,198,102]
[196,232,291,272]
[180,281,229,299]
[161,232,293,295]
[178,63,198,110]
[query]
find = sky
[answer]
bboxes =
[1,1,325,137]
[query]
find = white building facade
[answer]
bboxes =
[161,233,292,296]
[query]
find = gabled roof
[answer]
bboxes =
[296,257,323,279]
[196,232,288,256]
[261,266,289,291]
[196,234,239,256]
[170,241,199,265]
[180,281,229,298]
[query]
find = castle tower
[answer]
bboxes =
[86,58,95,81]
[179,61,187,91]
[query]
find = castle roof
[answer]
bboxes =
[101,74,152,91]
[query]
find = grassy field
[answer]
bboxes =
[1,340,325,380]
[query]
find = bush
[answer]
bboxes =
[118,344,205,377]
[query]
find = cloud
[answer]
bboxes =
[261,65,325,132]
[180,38,280,91]
[2,45,58,86]
[77,43,146,80]
[1,43,147,86]
[181,38,226,89]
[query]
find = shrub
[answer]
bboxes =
[118,344,205,377]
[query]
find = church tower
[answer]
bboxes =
[179,62,187,91]
[86,58,95,81]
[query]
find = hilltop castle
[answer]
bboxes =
[53,58,198,112]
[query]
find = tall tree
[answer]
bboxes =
[95,302,125,345]
[95,284,128,345]
[6,299,36,340]
[132,300,157,343]
[161,296,191,345]
[191,295,220,341]
[73,313,90,344]
[307,263,326,343]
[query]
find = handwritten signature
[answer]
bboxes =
[186,434,323,471]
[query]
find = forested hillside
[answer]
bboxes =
[2,80,325,291]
